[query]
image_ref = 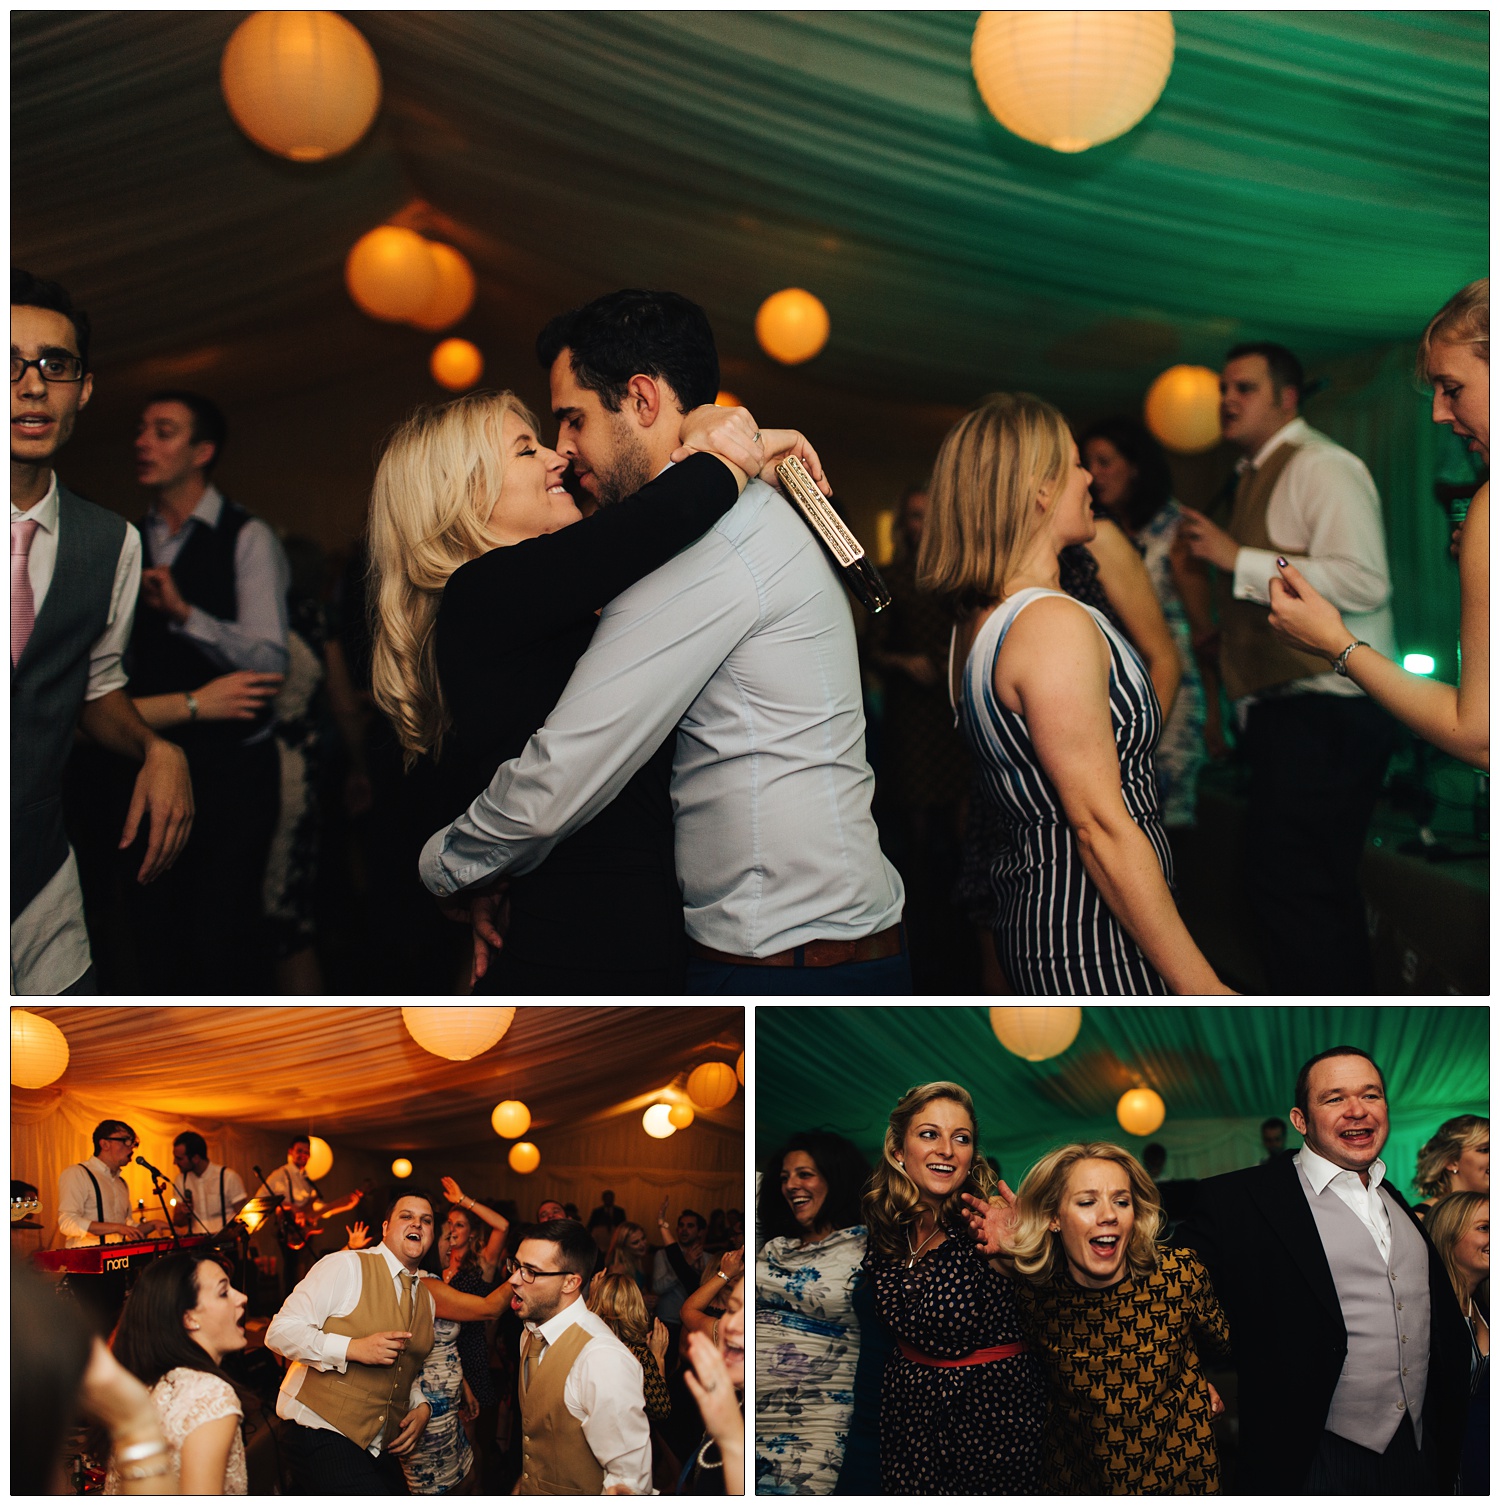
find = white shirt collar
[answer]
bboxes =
[85,1153,123,1182]
[531,1294,588,1346]
[372,1240,425,1283]
[1297,1141,1386,1195]
[12,471,60,529]
[1241,415,1310,471]
[149,481,223,531]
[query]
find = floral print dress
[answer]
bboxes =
[755,1224,867,1493]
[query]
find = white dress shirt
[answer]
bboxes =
[173,1161,248,1233]
[267,1244,436,1456]
[266,1160,317,1211]
[57,1154,134,1246]
[11,473,142,995]
[522,1298,652,1493]
[1229,417,1397,708]
[421,478,905,956]
[1296,1143,1393,1264]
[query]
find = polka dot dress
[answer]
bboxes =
[867,1228,1046,1493]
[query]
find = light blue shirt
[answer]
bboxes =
[420,479,904,956]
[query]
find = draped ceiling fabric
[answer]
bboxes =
[14,1006,744,1249]
[10,12,1487,663]
[755,1006,1488,1198]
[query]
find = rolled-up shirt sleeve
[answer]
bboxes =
[266,1253,356,1372]
[56,1164,98,1241]
[566,1343,653,1493]
[420,528,760,896]
[173,517,291,674]
[1232,444,1391,613]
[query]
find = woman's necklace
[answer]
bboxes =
[696,1436,723,1471]
[906,1217,942,1269]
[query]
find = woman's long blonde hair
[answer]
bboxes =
[1009,1141,1164,1284]
[1426,1190,1488,1314]
[1418,278,1489,381]
[1415,1114,1489,1201]
[587,1272,649,1349]
[862,1081,1000,1260]
[917,392,1074,615]
[368,390,534,766]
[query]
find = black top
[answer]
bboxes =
[431,453,740,986]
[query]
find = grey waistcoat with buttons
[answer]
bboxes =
[1297,1160,1431,1452]
[10,485,128,920]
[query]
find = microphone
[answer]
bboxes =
[135,1154,173,1182]
[775,456,892,614]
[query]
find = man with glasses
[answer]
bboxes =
[508,1218,651,1494]
[10,269,192,995]
[56,1119,168,1246]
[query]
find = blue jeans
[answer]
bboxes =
[686,948,912,995]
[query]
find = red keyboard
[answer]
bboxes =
[32,1234,210,1275]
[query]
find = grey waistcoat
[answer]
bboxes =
[1298,1161,1431,1452]
[11,485,129,919]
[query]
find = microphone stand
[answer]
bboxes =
[145,1169,184,1250]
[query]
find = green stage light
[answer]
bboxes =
[1403,653,1436,675]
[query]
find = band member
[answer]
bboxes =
[57,1120,168,1247]
[170,1131,248,1234]
[265,1134,361,1293]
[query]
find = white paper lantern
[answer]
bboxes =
[1117,1088,1166,1137]
[989,1006,1082,1062]
[643,1104,678,1139]
[11,1009,69,1088]
[972,12,1175,154]
[1145,365,1223,453]
[306,1136,334,1181]
[391,1158,413,1179]
[402,1006,515,1061]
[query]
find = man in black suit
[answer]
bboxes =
[1187,1045,1470,1493]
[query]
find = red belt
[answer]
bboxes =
[898,1337,1028,1368]
[688,923,904,969]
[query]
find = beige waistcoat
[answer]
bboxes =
[518,1321,607,1495]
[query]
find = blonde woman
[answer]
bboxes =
[1269,279,1489,770]
[861,1081,1045,1494]
[587,1273,671,1422]
[919,393,1229,994]
[963,1142,1230,1494]
[1416,1115,1490,1218]
[368,391,777,994]
[604,1221,654,1309]
[1427,1191,1488,1493]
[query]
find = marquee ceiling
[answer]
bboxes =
[11,11,1488,421]
[22,1005,745,1151]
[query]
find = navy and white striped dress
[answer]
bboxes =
[957,586,1173,994]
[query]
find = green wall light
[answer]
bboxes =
[1403,653,1437,675]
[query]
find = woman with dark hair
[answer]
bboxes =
[1082,415,1216,825]
[963,1141,1230,1494]
[104,1251,251,1494]
[1415,1115,1490,1217]
[1427,1191,1489,1494]
[754,1129,871,1493]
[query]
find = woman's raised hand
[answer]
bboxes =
[440,1176,464,1206]
[960,1185,1019,1257]
[718,1247,745,1281]
[671,404,766,479]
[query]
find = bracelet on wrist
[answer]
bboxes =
[1332,639,1369,677]
[116,1457,175,1483]
[113,1439,169,1465]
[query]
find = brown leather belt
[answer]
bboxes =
[688,923,904,969]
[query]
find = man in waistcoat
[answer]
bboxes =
[10,269,193,995]
[125,389,290,993]
[267,1190,442,1492]
[1186,1047,1469,1493]
[1178,344,1397,995]
[509,1218,651,1494]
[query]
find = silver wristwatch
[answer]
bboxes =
[1332,640,1368,677]
[184,692,200,720]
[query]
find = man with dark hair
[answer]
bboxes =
[170,1130,248,1233]
[1187,1047,1470,1492]
[1177,342,1397,995]
[10,269,192,994]
[422,288,907,993]
[1260,1115,1291,1161]
[653,1203,709,1364]
[57,1120,168,1246]
[508,1217,651,1493]
[536,1198,567,1223]
[266,1135,364,1295]
[118,386,290,994]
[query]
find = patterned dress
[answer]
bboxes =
[1133,502,1207,827]
[1014,1248,1231,1494]
[104,1367,247,1494]
[959,587,1173,994]
[866,1230,1046,1494]
[625,1338,672,1421]
[402,1297,475,1494]
[755,1225,867,1494]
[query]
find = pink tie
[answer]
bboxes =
[12,518,39,666]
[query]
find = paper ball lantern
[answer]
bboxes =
[1117,1088,1166,1137]
[508,1142,540,1174]
[667,1103,695,1129]
[491,1100,532,1139]
[686,1061,739,1110]
[971,12,1175,154]
[643,1104,678,1139]
[345,227,438,323]
[736,1050,746,1085]
[407,243,476,331]
[430,338,484,392]
[755,288,830,365]
[391,1158,413,1179]
[11,1009,69,1088]
[1145,365,1223,453]
[402,1006,515,1061]
[989,1006,1082,1062]
[306,1136,334,1181]
[715,390,742,408]
[221,11,382,162]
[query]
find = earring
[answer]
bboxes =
[896,1160,904,1168]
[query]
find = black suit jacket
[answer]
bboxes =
[1185,1154,1470,1494]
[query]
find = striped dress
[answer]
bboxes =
[958,586,1173,994]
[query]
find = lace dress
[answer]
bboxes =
[402,1300,475,1494]
[755,1224,867,1493]
[104,1366,246,1494]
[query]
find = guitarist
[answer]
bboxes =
[266,1134,362,1296]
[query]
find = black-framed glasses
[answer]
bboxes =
[12,354,85,384]
[102,1135,139,1148]
[508,1260,569,1284]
